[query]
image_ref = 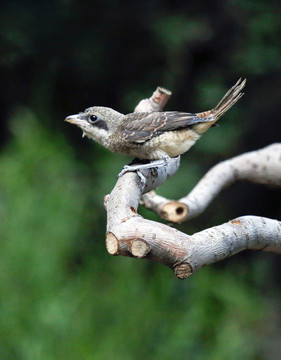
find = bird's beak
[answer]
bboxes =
[65,114,80,124]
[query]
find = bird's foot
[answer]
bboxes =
[118,158,170,177]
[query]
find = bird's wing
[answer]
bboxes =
[122,111,214,143]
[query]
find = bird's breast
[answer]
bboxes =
[110,129,200,159]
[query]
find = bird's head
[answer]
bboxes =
[65,106,124,146]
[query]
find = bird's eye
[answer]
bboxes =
[88,115,98,123]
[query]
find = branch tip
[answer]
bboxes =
[173,263,193,279]
[161,202,189,223]
[156,86,172,96]
[106,232,119,255]
[130,240,150,258]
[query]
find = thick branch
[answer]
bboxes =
[105,170,281,279]
[142,143,281,222]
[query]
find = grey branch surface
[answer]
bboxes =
[104,88,281,279]
[142,143,281,222]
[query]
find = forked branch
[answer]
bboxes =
[142,143,281,223]
[105,167,281,279]
[104,87,281,278]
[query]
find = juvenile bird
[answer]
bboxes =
[66,78,246,170]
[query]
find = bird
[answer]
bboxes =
[65,78,246,172]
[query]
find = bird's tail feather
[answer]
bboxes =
[213,78,246,119]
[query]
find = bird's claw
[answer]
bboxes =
[118,165,146,187]
[118,167,129,177]
[118,157,172,177]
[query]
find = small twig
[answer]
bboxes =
[141,191,189,222]
[142,143,281,222]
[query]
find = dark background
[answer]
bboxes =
[0,0,280,359]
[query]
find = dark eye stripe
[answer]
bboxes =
[93,119,108,130]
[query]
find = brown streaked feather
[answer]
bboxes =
[197,110,213,118]
[122,111,214,143]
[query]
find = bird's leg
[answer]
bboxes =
[118,157,171,177]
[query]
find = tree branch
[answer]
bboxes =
[105,169,281,279]
[134,86,172,113]
[142,143,281,222]
[104,88,281,279]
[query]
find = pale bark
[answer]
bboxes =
[142,143,281,223]
[105,169,281,279]
[134,86,172,113]
[104,87,281,279]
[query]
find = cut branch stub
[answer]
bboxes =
[160,201,189,223]
[106,232,119,255]
[173,263,193,279]
[134,86,172,113]
[129,239,151,258]
[152,87,172,109]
